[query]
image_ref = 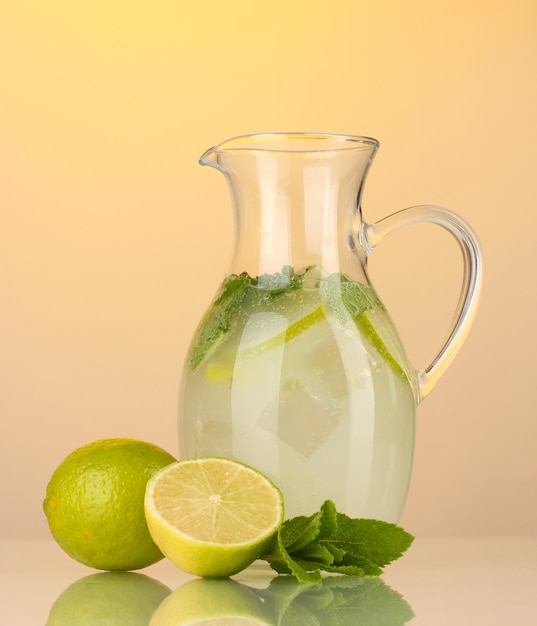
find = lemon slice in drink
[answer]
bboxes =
[144,458,284,578]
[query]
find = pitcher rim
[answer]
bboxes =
[200,132,380,164]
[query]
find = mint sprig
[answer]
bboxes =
[260,500,414,583]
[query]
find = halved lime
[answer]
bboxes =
[144,458,284,578]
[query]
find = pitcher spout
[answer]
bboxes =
[199,146,219,168]
[197,132,381,278]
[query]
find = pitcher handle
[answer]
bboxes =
[360,205,483,402]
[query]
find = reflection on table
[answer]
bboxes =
[46,570,414,625]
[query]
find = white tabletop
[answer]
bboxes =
[3,536,536,625]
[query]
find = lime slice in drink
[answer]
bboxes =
[204,298,325,383]
[356,307,415,386]
[319,275,414,386]
[239,305,325,358]
[144,458,284,578]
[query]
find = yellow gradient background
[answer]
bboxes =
[2,0,536,538]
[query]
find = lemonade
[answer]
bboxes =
[179,266,417,522]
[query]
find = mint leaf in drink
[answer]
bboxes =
[189,272,253,370]
[257,265,305,294]
[189,264,414,386]
[260,500,414,581]
[320,273,413,384]
[189,266,313,371]
[320,273,383,323]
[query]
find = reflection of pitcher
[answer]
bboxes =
[178,133,483,521]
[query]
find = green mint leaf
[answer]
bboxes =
[320,273,383,324]
[189,265,312,370]
[279,510,323,552]
[323,542,347,564]
[293,542,335,567]
[316,500,347,563]
[261,500,414,580]
[320,274,413,383]
[318,499,338,538]
[257,265,304,294]
[319,513,414,573]
[189,272,253,370]
[262,529,322,583]
[344,515,414,568]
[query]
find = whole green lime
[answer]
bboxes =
[46,571,171,626]
[44,438,176,571]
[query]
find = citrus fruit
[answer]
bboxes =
[44,438,176,571]
[357,308,415,385]
[46,571,170,626]
[144,457,284,578]
[149,578,271,626]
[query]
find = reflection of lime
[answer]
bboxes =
[149,579,271,626]
[46,571,171,626]
[44,438,176,570]
[144,458,284,578]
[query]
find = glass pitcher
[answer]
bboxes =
[178,133,482,522]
